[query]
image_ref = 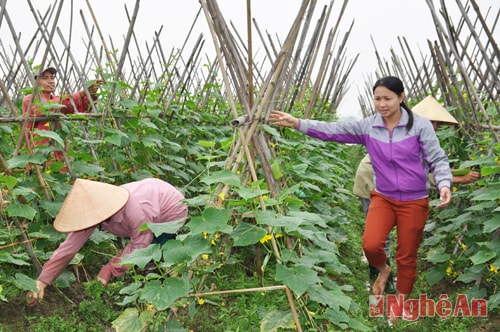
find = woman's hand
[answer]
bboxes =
[437,187,451,208]
[26,280,48,306]
[269,110,299,129]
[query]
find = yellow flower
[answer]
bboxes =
[203,232,208,239]
[463,93,467,99]
[147,304,154,311]
[214,233,220,239]
[262,195,268,200]
[221,301,225,307]
[275,233,283,239]
[210,239,216,245]
[489,264,498,274]
[218,192,225,201]
[452,186,458,192]
[460,243,466,251]
[45,170,51,174]
[201,254,209,260]
[197,298,205,305]
[260,234,273,244]
[446,266,453,276]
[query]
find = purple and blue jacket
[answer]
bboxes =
[297,109,452,201]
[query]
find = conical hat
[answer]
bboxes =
[412,96,458,125]
[54,179,129,232]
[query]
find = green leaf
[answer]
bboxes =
[230,222,267,247]
[470,189,500,201]
[72,161,105,176]
[121,244,162,269]
[275,264,320,297]
[480,166,500,177]
[9,273,37,292]
[187,207,233,234]
[470,250,497,265]
[271,159,283,179]
[112,308,149,332]
[140,278,187,310]
[234,187,269,200]
[0,174,18,189]
[425,266,446,286]
[308,284,352,311]
[33,129,64,147]
[162,235,211,266]
[259,310,295,332]
[104,133,125,146]
[0,252,30,266]
[484,215,500,233]
[6,203,37,220]
[6,154,45,169]
[139,219,186,237]
[201,170,241,188]
[426,247,451,263]
[255,210,303,232]
[53,270,76,288]
[198,140,215,148]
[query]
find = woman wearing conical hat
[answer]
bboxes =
[27,177,187,304]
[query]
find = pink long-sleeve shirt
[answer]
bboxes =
[38,178,187,285]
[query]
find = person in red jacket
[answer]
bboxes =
[22,66,103,171]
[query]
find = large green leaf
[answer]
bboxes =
[187,207,233,234]
[162,235,211,266]
[255,210,303,232]
[0,252,30,266]
[425,247,451,263]
[0,174,18,189]
[307,284,352,311]
[200,170,241,187]
[140,278,187,310]
[259,310,295,332]
[9,273,37,292]
[425,266,446,286]
[234,187,269,200]
[275,264,320,297]
[138,219,186,237]
[6,154,46,169]
[121,244,162,269]
[6,203,37,220]
[470,250,497,265]
[33,129,64,147]
[112,308,150,332]
[483,215,500,233]
[230,222,267,247]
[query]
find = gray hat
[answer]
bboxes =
[34,67,57,78]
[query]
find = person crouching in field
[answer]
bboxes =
[27,177,188,305]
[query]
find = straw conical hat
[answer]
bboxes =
[412,95,458,125]
[54,179,129,232]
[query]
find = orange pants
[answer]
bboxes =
[362,191,429,294]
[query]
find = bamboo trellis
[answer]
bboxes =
[357,0,499,143]
[1,0,498,328]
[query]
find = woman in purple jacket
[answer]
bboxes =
[269,76,452,316]
[27,178,187,304]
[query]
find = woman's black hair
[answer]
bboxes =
[373,76,414,132]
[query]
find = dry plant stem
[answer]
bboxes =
[189,285,302,332]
